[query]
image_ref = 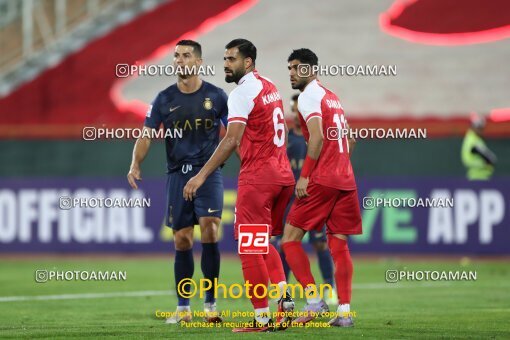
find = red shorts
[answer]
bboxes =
[234,184,294,239]
[287,182,362,235]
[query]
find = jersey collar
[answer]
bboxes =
[238,69,257,85]
[303,78,318,92]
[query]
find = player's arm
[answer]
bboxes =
[127,126,152,189]
[296,116,323,198]
[128,96,161,189]
[220,116,241,160]
[183,122,245,200]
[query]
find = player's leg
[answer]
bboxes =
[282,183,338,323]
[164,171,196,324]
[310,228,335,304]
[193,167,223,322]
[281,223,313,291]
[167,226,195,324]
[266,185,293,291]
[267,185,295,329]
[270,235,291,280]
[198,216,221,322]
[232,184,274,332]
[325,189,362,328]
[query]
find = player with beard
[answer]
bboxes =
[183,39,295,332]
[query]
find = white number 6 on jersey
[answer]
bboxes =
[273,107,285,147]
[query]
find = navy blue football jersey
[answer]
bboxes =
[144,81,228,172]
[287,129,307,180]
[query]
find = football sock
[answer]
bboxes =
[327,236,353,305]
[304,285,321,304]
[254,307,271,324]
[282,241,315,288]
[263,243,287,290]
[175,249,194,307]
[201,242,220,304]
[278,248,291,280]
[239,253,269,309]
[337,303,351,318]
[317,248,334,287]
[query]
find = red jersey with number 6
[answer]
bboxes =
[297,79,356,190]
[227,70,294,186]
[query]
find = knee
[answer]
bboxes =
[200,217,220,243]
[313,241,328,252]
[282,223,304,243]
[174,232,193,250]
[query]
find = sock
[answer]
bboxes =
[204,302,216,311]
[281,241,315,288]
[239,253,269,309]
[263,243,287,288]
[201,242,220,304]
[255,307,270,324]
[317,248,334,287]
[305,285,321,304]
[279,248,291,280]
[327,236,353,305]
[277,281,287,299]
[337,303,350,318]
[175,249,194,307]
[177,305,191,312]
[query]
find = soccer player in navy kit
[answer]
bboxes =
[127,40,227,324]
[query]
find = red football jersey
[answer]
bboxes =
[297,79,356,190]
[227,70,295,186]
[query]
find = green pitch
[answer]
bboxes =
[0,256,509,339]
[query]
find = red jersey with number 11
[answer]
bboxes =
[227,70,294,186]
[297,79,356,190]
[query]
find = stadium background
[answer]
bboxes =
[0,0,509,338]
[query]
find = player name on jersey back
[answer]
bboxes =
[262,91,282,105]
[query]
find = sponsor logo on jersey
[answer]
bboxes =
[238,224,269,254]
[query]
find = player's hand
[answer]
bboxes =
[295,177,310,199]
[183,175,205,201]
[127,165,142,189]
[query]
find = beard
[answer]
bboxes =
[225,69,244,84]
[291,80,306,91]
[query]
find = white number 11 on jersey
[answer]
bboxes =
[333,113,349,153]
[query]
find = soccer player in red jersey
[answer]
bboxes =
[281,48,362,328]
[183,39,296,332]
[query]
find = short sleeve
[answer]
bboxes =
[227,90,253,125]
[144,94,163,129]
[227,79,262,125]
[298,91,323,123]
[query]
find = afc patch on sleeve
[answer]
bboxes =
[146,105,152,117]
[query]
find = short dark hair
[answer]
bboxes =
[225,38,257,64]
[176,40,202,57]
[287,48,318,66]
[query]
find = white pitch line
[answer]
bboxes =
[0,290,174,302]
[0,282,452,303]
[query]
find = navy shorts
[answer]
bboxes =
[165,164,223,230]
